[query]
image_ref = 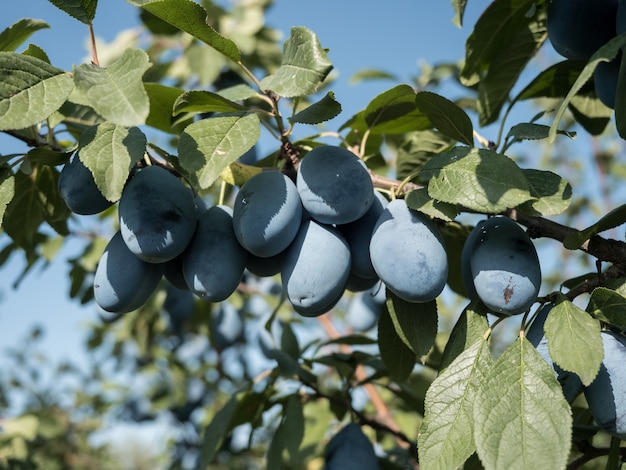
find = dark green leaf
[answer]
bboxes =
[473,338,573,470]
[586,287,626,331]
[519,169,572,216]
[200,394,240,466]
[289,91,342,124]
[47,0,98,24]
[173,90,245,116]
[378,302,415,382]
[2,171,44,249]
[405,187,459,222]
[420,146,532,213]
[396,129,452,180]
[144,83,190,134]
[563,204,626,249]
[0,19,49,52]
[36,166,70,234]
[0,52,74,130]
[506,123,575,142]
[260,26,333,98]
[22,44,50,63]
[0,168,15,224]
[385,290,437,357]
[440,301,490,371]
[415,91,474,146]
[515,59,586,102]
[125,0,241,62]
[567,93,612,136]
[544,300,603,385]
[615,36,626,139]
[27,148,72,166]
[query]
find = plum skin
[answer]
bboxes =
[281,218,351,317]
[58,152,114,215]
[584,330,626,439]
[369,199,448,303]
[547,0,618,61]
[325,423,380,470]
[232,171,302,258]
[211,302,245,351]
[465,216,541,315]
[296,145,374,225]
[93,231,164,313]
[119,165,197,264]
[182,205,248,303]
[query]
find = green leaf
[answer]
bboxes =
[355,84,432,135]
[78,122,147,201]
[2,171,45,249]
[73,48,150,127]
[563,204,626,249]
[473,337,572,470]
[349,68,397,84]
[217,84,258,102]
[440,301,490,371]
[200,394,240,466]
[567,93,612,136]
[615,36,626,139]
[519,169,572,216]
[36,166,70,234]
[418,337,492,470]
[505,123,576,142]
[0,168,15,224]
[178,112,260,189]
[396,129,452,180]
[125,0,241,62]
[378,302,415,382]
[385,290,438,357]
[451,0,468,27]
[415,91,474,146]
[144,83,189,134]
[544,300,603,386]
[419,146,532,213]
[549,33,626,143]
[0,52,74,131]
[289,91,342,125]
[462,0,547,125]
[27,148,71,166]
[22,44,50,63]
[515,59,586,102]
[173,90,245,116]
[259,26,333,98]
[405,187,459,222]
[282,395,305,460]
[47,0,98,24]
[0,19,49,52]
[586,287,626,331]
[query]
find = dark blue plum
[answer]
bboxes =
[182,205,248,303]
[369,199,448,303]
[296,145,374,225]
[245,250,286,277]
[339,191,388,279]
[467,216,541,315]
[584,330,626,439]
[526,304,583,402]
[232,171,302,257]
[594,52,622,109]
[119,166,197,263]
[164,284,195,332]
[281,219,351,317]
[547,0,618,61]
[164,255,189,290]
[58,152,114,215]
[325,423,380,470]
[211,302,245,351]
[93,232,164,313]
[345,273,380,293]
[346,285,386,332]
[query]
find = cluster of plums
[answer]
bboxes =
[547,0,626,109]
[528,304,626,439]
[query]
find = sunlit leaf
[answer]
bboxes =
[0,19,49,52]
[47,0,98,24]
[519,169,572,216]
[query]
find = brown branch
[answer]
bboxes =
[3,130,66,153]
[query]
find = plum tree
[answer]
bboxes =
[547,0,618,60]
[324,423,380,470]
[58,152,114,215]
[232,171,302,257]
[369,199,448,303]
[583,330,626,439]
[281,218,351,316]
[296,146,374,224]
[463,216,541,315]
[182,205,248,302]
[93,231,164,313]
[526,304,583,402]
[119,166,197,263]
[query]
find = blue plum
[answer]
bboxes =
[164,255,189,290]
[245,250,286,277]
[526,304,583,402]
[296,145,374,224]
[164,284,195,332]
[211,302,245,351]
[232,171,302,257]
[325,423,380,470]
[584,330,626,439]
[345,273,380,293]
[119,165,197,263]
[547,0,618,61]
[58,152,114,215]
[346,285,386,332]
[618,0,626,34]
[281,219,351,317]
[182,205,248,302]
[369,199,448,303]
[466,216,541,315]
[93,231,164,313]
[594,52,622,109]
[461,220,486,300]
[339,191,388,280]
